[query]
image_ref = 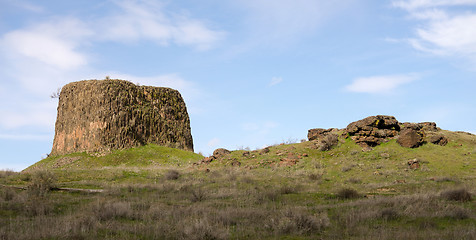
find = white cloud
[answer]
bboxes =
[1,18,91,70]
[393,0,476,10]
[413,14,476,55]
[393,0,476,58]
[101,0,225,50]
[345,74,419,94]
[269,77,283,86]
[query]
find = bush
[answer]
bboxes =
[0,169,17,178]
[441,188,472,202]
[317,134,339,151]
[336,188,360,199]
[266,209,329,235]
[380,208,399,220]
[0,188,16,201]
[181,218,228,240]
[27,171,57,196]
[165,169,180,180]
[446,207,470,220]
[94,201,133,221]
[190,188,207,202]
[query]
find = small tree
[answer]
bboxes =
[50,88,61,99]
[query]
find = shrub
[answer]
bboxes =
[165,169,180,180]
[346,178,362,184]
[27,171,57,196]
[190,188,206,202]
[380,208,399,220]
[94,201,133,220]
[280,185,300,194]
[308,173,322,181]
[336,188,360,199]
[0,169,17,178]
[441,188,472,202]
[181,218,228,240]
[0,188,16,201]
[317,134,339,151]
[266,210,329,235]
[341,165,354,172]
[446,207,470,220]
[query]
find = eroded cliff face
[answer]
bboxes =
[51,79,193,155]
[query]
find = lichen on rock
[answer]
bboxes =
[50,79,193,155]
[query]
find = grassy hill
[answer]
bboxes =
[1,130,475,239]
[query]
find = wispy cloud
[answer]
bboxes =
[1,18,91,70]
[5,0,44,13]
[269,77,283,87]
[100,0,225,50]
[393,0,476,58]
[0,0,215,131]
[392,0,476,11]
[236,0,357,46]
[345,74,419,94]
[0,134,51,141]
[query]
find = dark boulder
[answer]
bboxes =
[397,129,423,148]
[427,134,449,146]
[213,148,231,158]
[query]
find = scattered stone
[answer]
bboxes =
[407,159,420,169]
[242,151,250,157]
[398,129,423,148]
[231,160,241,167]
[380,153,390,158]
[259,147,270,154]
[302,153,309,157]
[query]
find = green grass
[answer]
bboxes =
[26,144,203,170]
[0,130,475,239]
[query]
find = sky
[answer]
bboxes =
[1,0,475,171]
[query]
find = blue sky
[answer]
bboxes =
[1,0,475,171]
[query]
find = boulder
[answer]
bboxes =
[308,128,337,141]
[397,129,423,148]
[427,134,449,146]
[344,115,400,148]
[213,148,231,158]
[259,147,270,155]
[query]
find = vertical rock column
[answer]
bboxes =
[50,79,193,155]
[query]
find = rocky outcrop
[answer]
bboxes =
[51,79,193,155]
[308,128,338,141]
[344,115,400,148]
[308,115,449,150]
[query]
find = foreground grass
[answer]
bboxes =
[1,166,475,240]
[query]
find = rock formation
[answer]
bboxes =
[51,79,193,155]
[307,115,448,150]
[344,115,400,148]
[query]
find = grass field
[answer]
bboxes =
[1,130,475,239]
